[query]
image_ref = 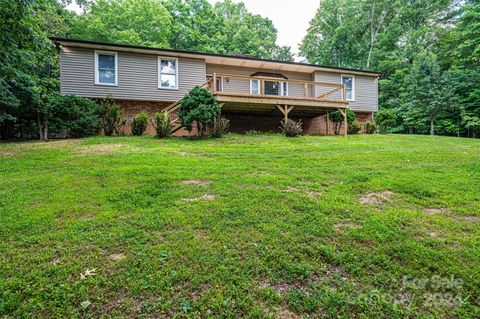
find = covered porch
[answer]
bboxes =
[206,72,351,136]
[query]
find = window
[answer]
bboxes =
[158,57,178,89]
[281,82,288,96]
[95,51,117,86]
[250,79,260,94]
[215,77,223,92]
[264,81,288,96]
[341,75,355,101]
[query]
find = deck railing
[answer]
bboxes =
[207,73,347,102]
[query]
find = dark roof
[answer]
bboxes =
[250,72,288,79]
[50,37,383,76]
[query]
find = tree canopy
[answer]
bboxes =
[301,0,480,137]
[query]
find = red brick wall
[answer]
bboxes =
[110,100,374,136]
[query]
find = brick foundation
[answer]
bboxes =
[111,100,374,136]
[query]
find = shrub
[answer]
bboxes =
[152,112,173,138]
[375,109,397,133]
[329,109,356,135]
[348,119,362,134]
[280,119,303,137]
[179,86,221,136]
[48,95,101,137]
[364,121,377,134]
[131,111,148,136]
[99,94,125,136]
[212,116,230,138]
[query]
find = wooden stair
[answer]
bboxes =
[163,78,214,134]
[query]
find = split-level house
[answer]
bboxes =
[51,38,382,136]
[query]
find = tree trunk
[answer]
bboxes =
[430,118,435,136]
[37,112,44,140]
[44,117,48,141]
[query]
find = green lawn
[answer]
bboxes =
[0,134,479,318]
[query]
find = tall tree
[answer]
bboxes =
[69,0,172,47]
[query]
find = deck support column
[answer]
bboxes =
[337,108,348,138]
[326,111,330,135]
[276,105,295,122]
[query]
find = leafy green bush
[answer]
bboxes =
[48,95,101,137]
[131,111,148,136]
[364,121,377,134]
[99,94,125,136]
[329,109,356,135]
[212,116,230,138]
[375,109,397,133]
[348,119,362,134]
[179,86,221,136]
[280,119,303,137]
[152,112,173,138]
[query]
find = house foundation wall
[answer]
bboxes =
[110,99,374,136]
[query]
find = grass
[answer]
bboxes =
[0,133,479,318]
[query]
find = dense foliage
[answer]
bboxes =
[301,0,480,137]
[152,111,173,138]
[179,86,221,136]
[131,111,148,136]
[99,94,125,136]
[48,95,101,137]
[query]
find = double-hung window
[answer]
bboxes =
[158,57,178,89]
[95,51,117,86]
[251,79,261,95]
[341,75,355,101]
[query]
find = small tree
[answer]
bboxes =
[152,112,173,138]
[131,111,148,136]
[375,109,397,133]
[99,94,125,136]
[178,87,221,136]
[329,109,355,135]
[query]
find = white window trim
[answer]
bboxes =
[158,57,179,90]
[341,74,355,101]
[216,76,223,92]
[250,79,260,94]
[94,50,118,86]
[281,82,289,97]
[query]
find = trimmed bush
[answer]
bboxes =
[280,119,303,137]
[99,94,125,136]
[48,95,101,138]
[348,119,362,134]
[375,109,397,133]
[212,116,230,138]
[364,121,377,134]
[131,111,148,136]
[153,112,173,138]
[179,86,221,136]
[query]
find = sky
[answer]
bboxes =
[66,0,319,57]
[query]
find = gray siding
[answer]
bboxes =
[314,71,378,112]
[60,46,206,102]
[207,64,314,98]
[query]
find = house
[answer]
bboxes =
[51,38,382,136]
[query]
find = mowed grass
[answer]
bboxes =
[0,134,479,318]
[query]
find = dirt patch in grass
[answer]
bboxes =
[79,212,96,221]
[333,222,361,232]
[181,180,212,186]
[423,207,451,215]
[108,253,126,261]
[461,215,480,223]
[0,150,20,157]
[275,307,303,319]
[75,143,127,155]
[358,191,395,205]
[185,194,216,202]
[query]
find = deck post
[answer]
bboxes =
[213,73,217,93]
[326,111,330,135]
[337,108,348,138]
[304,83,308,98]
[276,105,295,122]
